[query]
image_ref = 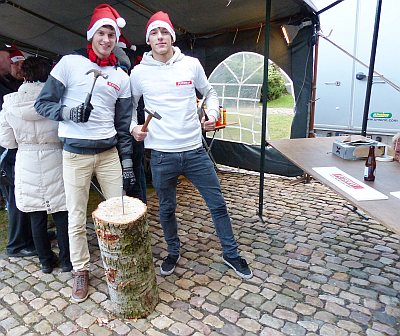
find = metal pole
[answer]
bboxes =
[309,32,320,138]
[316,0,345,15]
[361,0,382,136]
[258,0,271,219]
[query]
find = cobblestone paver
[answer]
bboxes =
[1,171,399,335]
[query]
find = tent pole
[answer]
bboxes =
[309,32,320,138]
[258,0,272,220]
[361,0,382,136]
[316,0,345,15]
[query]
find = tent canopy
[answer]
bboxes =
[0,0,318,176]
[0,1,316,59]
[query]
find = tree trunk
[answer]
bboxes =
[92,196,158,319]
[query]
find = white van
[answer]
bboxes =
[314,0,400,144]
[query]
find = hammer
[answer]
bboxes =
[85,69,108,108]
[141,107,162,131]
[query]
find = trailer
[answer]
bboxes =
[314,0,400,144]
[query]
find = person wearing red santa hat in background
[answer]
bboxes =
[35,3,135,303]
[130,11,253,280]
[9,48,25,83]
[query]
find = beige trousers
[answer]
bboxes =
[62,147,122,271]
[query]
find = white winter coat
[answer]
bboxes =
[0,82,66,213]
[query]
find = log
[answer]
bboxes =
[92,196,158,318]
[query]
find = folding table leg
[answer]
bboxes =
[202,134,219,171]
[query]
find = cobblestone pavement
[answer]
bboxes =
[1,171,399,335]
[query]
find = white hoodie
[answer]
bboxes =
[130,47,220,152]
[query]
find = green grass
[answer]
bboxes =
[266,94,294,108]
[268,114,293,139]
[214,94,294,143]
[0,208,8,252]
[266,94,294,140]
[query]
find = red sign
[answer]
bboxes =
[331,173,364,189]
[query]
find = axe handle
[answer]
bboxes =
[84,93,92,108]
[84,76,99,108]
[141,114,153,132]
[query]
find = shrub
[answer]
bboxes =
[260,63,287,102]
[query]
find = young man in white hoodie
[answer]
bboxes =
[130,11,252,279]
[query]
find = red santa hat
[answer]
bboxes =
[9,47,25,63]
[116,33,136,51]
[86,4,126,41]
[145,11,176,42]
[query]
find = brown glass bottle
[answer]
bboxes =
[364,146,376,181]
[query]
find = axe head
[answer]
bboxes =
[144,107,162,120]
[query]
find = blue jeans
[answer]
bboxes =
[150,147,239,259]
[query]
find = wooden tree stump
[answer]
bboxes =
[92,196,158,319]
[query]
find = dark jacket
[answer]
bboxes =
[0,74,21,108]
[0,74,22,186]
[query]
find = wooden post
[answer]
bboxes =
[92,196,158,319]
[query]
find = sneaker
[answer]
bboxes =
[160,254,180,276]
[223,255,253,279]
[71,270,89,302]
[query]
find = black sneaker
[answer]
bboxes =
[223,255,253,279]
[160,254,180,276]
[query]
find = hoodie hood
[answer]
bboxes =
[3,82,46,121]
[141,46,184,66]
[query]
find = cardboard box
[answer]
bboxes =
[332,138,385,160]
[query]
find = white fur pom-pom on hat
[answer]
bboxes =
[145,11,176,42]
[87,4,126,41]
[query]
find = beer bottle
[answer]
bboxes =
[364,146,376,181]
[223,108,227,125]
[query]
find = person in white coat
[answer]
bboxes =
[0,57,71,274]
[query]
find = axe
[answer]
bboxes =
[85,69,108,108]
[141,107,162,131]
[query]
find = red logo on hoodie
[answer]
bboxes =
[176,80,192,86]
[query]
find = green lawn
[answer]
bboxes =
[266,94,294,108]
[0,208,7,252]
[268,114,293,140]
[267,94,294,139]
[214,94,294,143]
